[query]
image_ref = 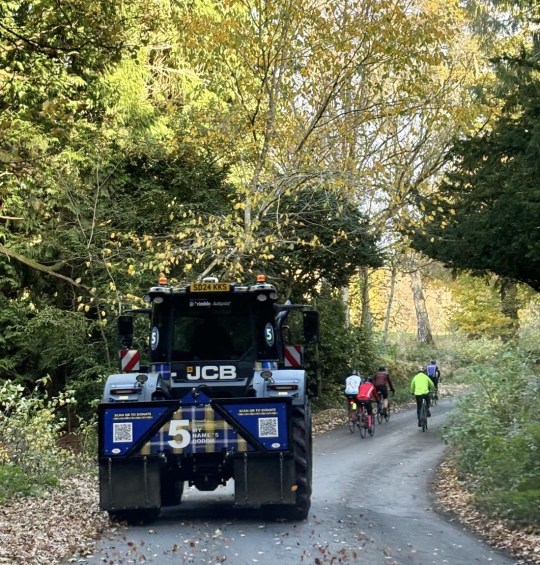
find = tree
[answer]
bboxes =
[410,1,540,292]
[411,63,540,291]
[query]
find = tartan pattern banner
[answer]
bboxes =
[139,404,252,455]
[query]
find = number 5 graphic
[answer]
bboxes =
[168,420,191,448]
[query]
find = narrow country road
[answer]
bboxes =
[80,399,516,565]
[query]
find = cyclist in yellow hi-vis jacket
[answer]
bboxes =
[410,367,435,427]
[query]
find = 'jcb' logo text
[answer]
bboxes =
[186,366,237,380]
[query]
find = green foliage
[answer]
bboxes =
[313,286,377,409]
[0,465,46,504]
[410,24,540,291]
[0,379,82,501]
[447,275,515,339]
[253,188,382,298]
[443,349,540,525]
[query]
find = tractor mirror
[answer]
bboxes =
[303,311,319,344]
[118,315,134,349]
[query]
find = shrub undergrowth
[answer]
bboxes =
[0,378,90,503]
[442,348,540,526]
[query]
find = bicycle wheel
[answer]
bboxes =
[384,404,390,422]
[376,406,383,425]
[359,415,367,438]
[348,412,357,433]
[368,420,375,436]
[420,401,428,432]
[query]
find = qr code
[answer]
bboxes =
[113,422,133,443]
[258,417,278,438]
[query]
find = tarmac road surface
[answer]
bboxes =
[79,398,516,565]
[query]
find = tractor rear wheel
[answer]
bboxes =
[279,401,312,520]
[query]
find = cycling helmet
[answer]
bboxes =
[378,366,386,371]
[418,366,425,372]
[367,375,374,382]
[430,360,436,364]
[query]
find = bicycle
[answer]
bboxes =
[376,397,391,424]
[347,399,360,433]
[430,389,438,406]
[419,396,428,432]
[358,403,375,438]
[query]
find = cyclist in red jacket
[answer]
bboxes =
[356,376,380,428]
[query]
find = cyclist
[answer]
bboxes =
[426,360,441,392]
[356,376,380,429]
[410,367,435,427]
[373,366,395,416]
[344,370,363,412]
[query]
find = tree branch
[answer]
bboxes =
[0,244,91,291]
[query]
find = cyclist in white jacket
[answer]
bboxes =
[344,370,363,404]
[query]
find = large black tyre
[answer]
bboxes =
[278,402,312,521]
[161,474,184,507]
[108,508,160,525]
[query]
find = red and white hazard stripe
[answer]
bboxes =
[284,345,303,367]
[120,349,140,372]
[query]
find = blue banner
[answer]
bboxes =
[222,403,289,450]
[101,406,172,456]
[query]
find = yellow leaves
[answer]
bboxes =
[127,264,136,276]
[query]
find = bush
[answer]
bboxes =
[0,464,48,504]
[442,349,540,526]
[0,378,82,500]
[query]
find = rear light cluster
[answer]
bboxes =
[110,388,141,395]
[268,384,298,391]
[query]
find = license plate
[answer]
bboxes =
[191,282,230,292]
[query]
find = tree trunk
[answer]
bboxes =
[499,278,519,339]
[383,265,397,342]
[359,266,372,330]
[409,268,434,344]
[342,286,350,327]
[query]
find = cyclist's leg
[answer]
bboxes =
[375,386,382,414]
[366,401,374,428]
[426,393,431,416]
[415,395,422,426]
[378,385,388,411]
